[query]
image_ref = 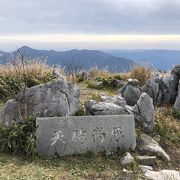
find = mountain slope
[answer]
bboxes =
[0,46,134,72]
[105,49,180,70]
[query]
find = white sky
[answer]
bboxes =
[0,0,180,51]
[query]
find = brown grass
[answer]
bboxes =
[88,67,111,79]
[130,63,154,86]
[0,58,54,81]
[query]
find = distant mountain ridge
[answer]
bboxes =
[0,46,134,72]
[104,49,180,70]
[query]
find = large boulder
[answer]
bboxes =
[85,100,128,115]
[0,80,80,126]
[119,79,141,106]
[133,93,155,133]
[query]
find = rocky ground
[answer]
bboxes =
[0,65,180,179]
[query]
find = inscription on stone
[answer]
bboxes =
[72,129,87,144]
[36,115,136,156]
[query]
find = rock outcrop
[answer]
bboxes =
[143,65,180,106]
[0,80,80,126]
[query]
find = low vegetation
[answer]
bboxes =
[0,56,55,101]
[130,62,154,86]
[0,117,36,156]
[0,57,179,179]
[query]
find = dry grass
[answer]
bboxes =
[0,58,54,81]
[88,67,111,80]
[130,63,154,86]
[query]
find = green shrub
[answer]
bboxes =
[0,117,36,156]
[172,109,180,120]
[74,102,85,116]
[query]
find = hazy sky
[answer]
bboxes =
[0,0,180,51]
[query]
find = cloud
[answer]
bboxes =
[0,0,180,35]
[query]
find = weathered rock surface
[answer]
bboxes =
[137,133,170,161]
[144,170,180,180]
[100,94,127,106]
[133,93,155,133]
[142,65,180,105]
[162,73,178,104]
[136,155,157,166]
[0,80,80,126]
[119,79,141,106]
[139,165,153,172]
[85,100,128,115]
[119,152,134,166]
[174,80,180,111]
[142,79,160,102]
[171,64,180,79]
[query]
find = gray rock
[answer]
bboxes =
[120,83,141,106]
[139,165,153,172]
[142,79,159,102]
[96,81,104,88]
[136,155,157,166]
[119,79,141,106]
[120,152,135,166]
[145,170,180,180]
[162,73,178,104]
[100,94,127,106]
[174,80,180,111]
[0,80,80,126]
[85,100,128,115]
[171,64,180,79]
[137,133,170,161]
[143,71,179,105]
[127,78,140,86]
[134,93,155,133]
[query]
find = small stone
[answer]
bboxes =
[145,170,180,180]
[119,152,135,166]
[139,165,153,172]
[136,155,157,166]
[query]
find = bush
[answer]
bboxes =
[74,101,85,116]
[0,117,36,156]
[172,109,180,120]
[130,63,153,86]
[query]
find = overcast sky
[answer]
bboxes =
[0,0,180,51]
